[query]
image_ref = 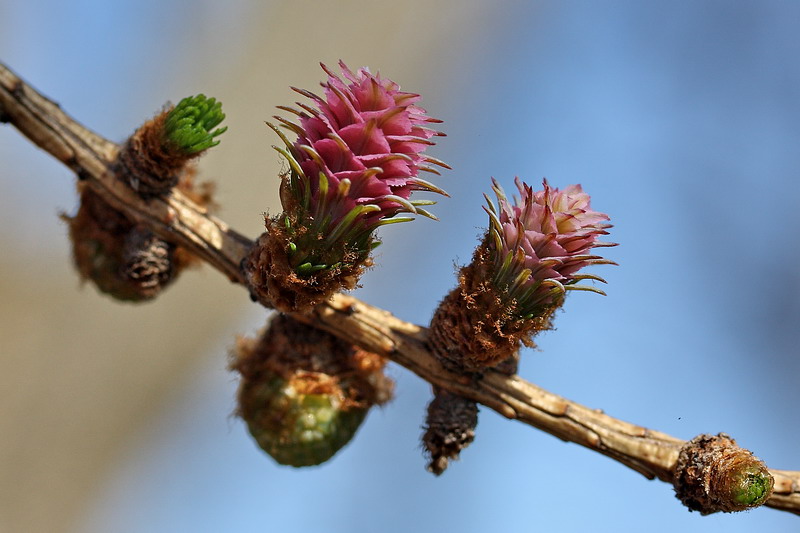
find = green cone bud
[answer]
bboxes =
[240,372,368,467]
[232,314,394,467]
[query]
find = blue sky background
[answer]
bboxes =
[2,1,799,531]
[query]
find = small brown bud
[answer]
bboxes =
[422,388,479,475]
[673,433,774,514]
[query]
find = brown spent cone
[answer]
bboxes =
[422,388,479,475]
[120,226,176,292]
[673,433,774,514]
[243,215,370,313]
[428,238,557,372]
[116,108,191,198]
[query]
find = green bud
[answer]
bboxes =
[241,372,367,467]
[731,466,773,507]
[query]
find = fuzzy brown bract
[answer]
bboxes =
[428,238,556,372]
[243,216,370,313]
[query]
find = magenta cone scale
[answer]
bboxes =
[484,178,616,318]
[271,61,449,275]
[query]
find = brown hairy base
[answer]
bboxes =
[673,433,774,514]
[231,313,394,412]
[422,388,479,475]
[243,217,369,313]
[115,108,191,198]
[428,239,556,372]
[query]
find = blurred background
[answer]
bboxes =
[1,1,799,531]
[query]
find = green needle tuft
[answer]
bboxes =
[163,94,227,155]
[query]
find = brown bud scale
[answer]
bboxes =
[115,109,193,198]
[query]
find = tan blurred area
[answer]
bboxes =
[0,2,496,531]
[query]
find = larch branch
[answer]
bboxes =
[1,62,797,516]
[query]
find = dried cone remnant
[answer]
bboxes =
[121,227,175,292]
[233,313,394,467]
[430,178,615,372]
[674,433,774,514]
[66,171,214,302]
[116,94,226,198]
[422,388,479,475]
[245,61,449,312]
